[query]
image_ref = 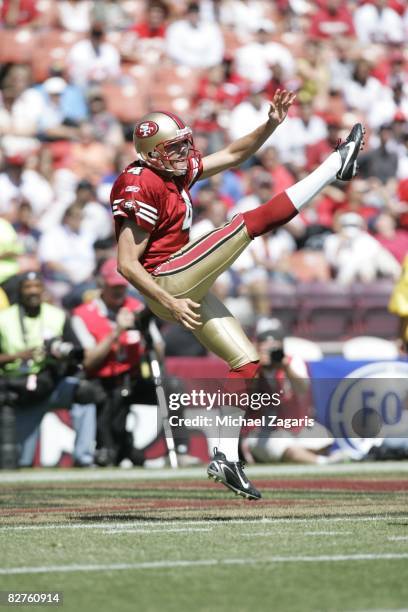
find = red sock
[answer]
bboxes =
[242,192,297,238]
[228,361,261,379]
[225,361,260,410]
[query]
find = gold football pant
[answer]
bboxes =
[145,214,259,369]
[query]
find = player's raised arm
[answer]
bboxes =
[200,89,296,180]
[117,220,202,330]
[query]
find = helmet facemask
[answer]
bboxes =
[134,113,200,176]
[150,132,198,175]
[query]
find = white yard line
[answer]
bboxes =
[1,553,408,575]
[1,461,408,483]
[0,515,406,533]
[387,536,408,541]
[303,531,352,535]
[103,527,212,534]
[343,609,408,612]
[240,531,351,537]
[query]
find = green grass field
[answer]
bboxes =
[1,463,408,612]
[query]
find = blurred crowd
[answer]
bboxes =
[0,0,407,325]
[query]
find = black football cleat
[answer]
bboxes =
[207,448,262,500]
[336,123,365,181]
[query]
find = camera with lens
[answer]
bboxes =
[269,347,285,364]
[44,338,84,362]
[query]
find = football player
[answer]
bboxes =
[112,89,364,499]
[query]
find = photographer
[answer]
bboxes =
[71,258,164,466]
[241,319,334,464]
[0,271,96,467]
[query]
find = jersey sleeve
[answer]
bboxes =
[110,168,161,235]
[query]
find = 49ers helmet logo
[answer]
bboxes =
[135,121,159,138]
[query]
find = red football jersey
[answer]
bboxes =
[110,156,203,273]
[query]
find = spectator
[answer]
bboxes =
[327,37,354,94]
[0,0,41,28]
[72,179,113,243]
[86,89,124,149]
[353,0,405,45]
[0,0,404,338]
[12,201,41,256]
[324,212,401,284]
[308,0,355,40]
[342,58,389,117]
[359,123,399,184]
[234,222,297,314]
[337,179,383,222]
[230,89,321,168]
[228,87,270,144]
[0,271,96,467]
[228,172,296,313]
[244,420,336,464]
[306,115,342,171]
[121,0,168,65]
[370,85,408,133]
[165,1,224,69]
[38,203,96,292]
[129,0,168,38]
[283,98,328,167]
[0,64,44,139]
[57,0,93,33]
[71,258,163,466]
[194,58,248,111]
[0,150,54,222]
[0,217,24,285]
[389,255,408,353]
[235,21,295,89]
[372,212,408,264]
[37,77,81,141]
[67,22,121,87]
[192,60,248,153]
[92,0,131,30]
[240,320,336,465]
[217,0,269,37]
[397,130,408,180]
[256,146,295,192]
[69,121,115,184]
[229,170,277,217]
[296,39,331,108]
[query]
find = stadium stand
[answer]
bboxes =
[0,0,407,468]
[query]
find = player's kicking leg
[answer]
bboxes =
[149,123,365,300]
[241,123,365,239]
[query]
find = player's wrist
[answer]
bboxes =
[266,117,279,130]
[158,295,176,312]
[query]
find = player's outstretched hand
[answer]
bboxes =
[268,89,296,125]
[171,298,202,330]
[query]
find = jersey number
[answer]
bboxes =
[181,189,193,230]
[127,166,144,175]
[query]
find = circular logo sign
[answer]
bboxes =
[135,121,159,138]
[329,361,408,459]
